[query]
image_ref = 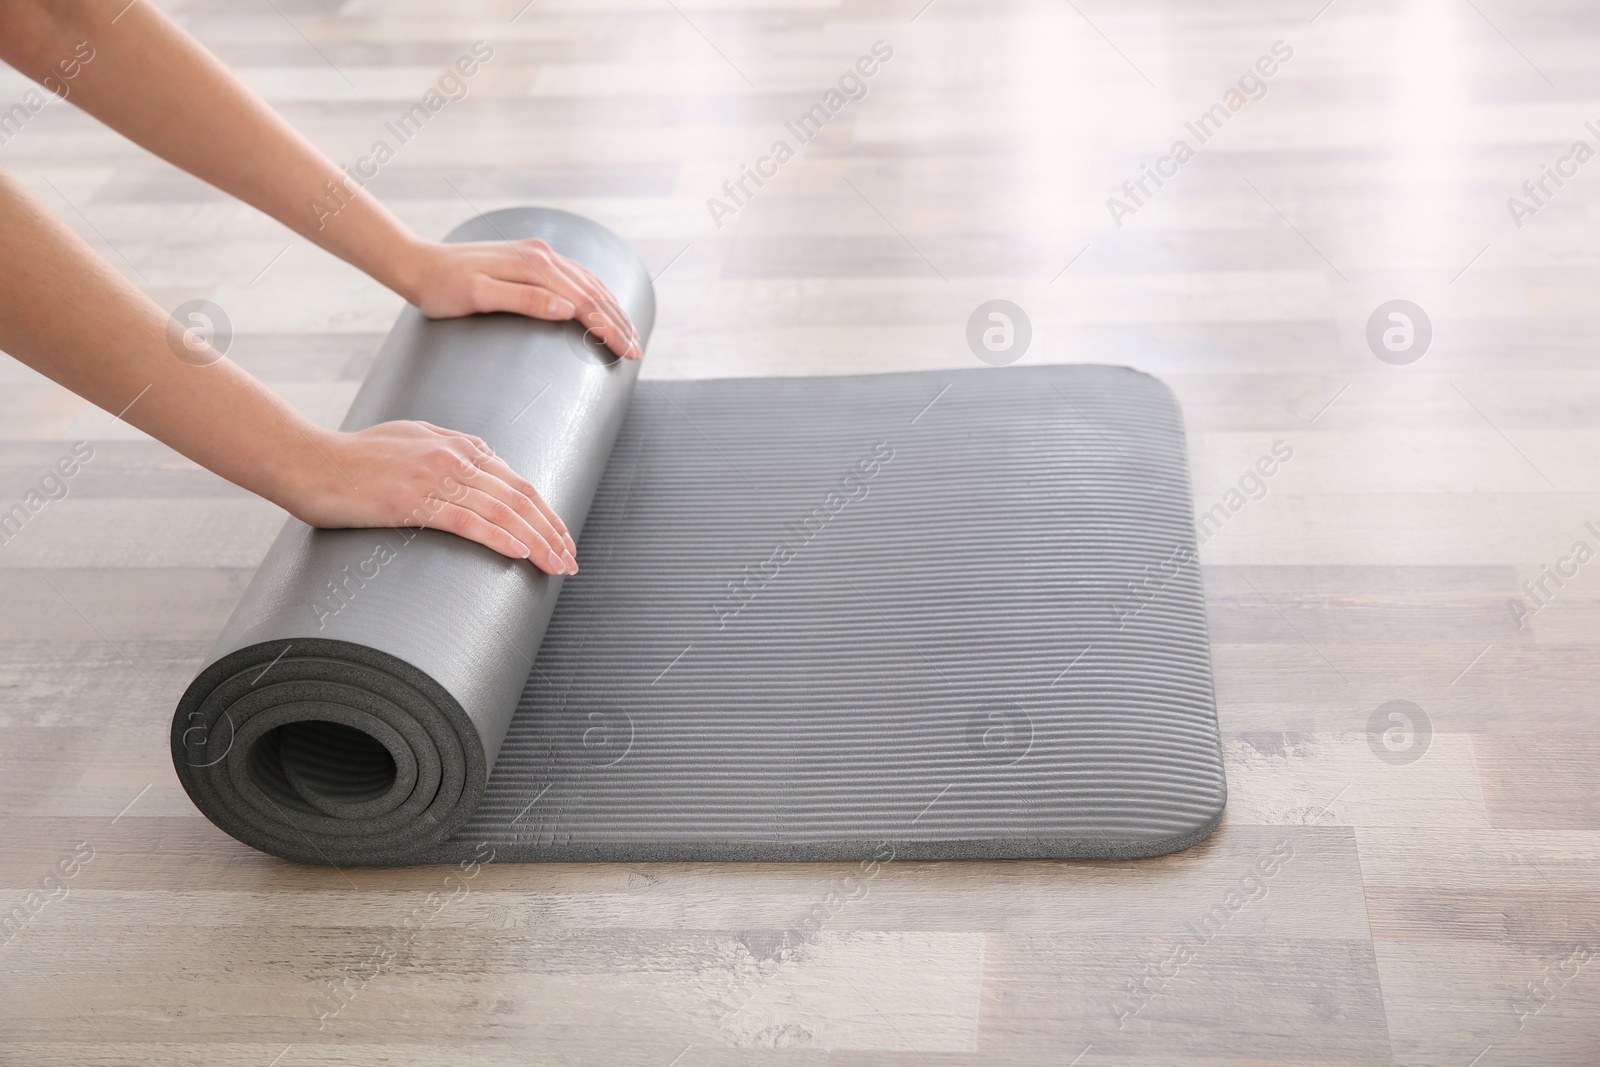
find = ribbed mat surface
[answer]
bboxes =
[419,365,1224,862]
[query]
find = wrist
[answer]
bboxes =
[271,421,350,526]
[383,235,440,308]
[311,190,435,307]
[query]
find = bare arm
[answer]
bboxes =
[0,0,661,572]
[0,0,638,356]
[0,169,580,574]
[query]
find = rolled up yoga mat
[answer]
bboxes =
[171,207,1226,865]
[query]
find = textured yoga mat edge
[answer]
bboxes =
[172,637,482,864]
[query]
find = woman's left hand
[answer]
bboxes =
[397,237,641,359]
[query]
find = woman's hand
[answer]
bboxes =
[396,237,641,359]
[284,420,580,575]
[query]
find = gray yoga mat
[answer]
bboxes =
[172,207,1226,866]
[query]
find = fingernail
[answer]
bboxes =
[547,550,564,573]
[562,551,578,573]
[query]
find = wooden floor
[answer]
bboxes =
[4,0,1600,1063]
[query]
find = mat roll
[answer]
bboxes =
[175,207,1227,867]
[171,208,653,864]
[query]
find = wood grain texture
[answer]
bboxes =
[3,0,1599,1062]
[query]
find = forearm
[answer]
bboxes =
[0,168,339,511]
[0,0,640,354]
[0,0,427,299]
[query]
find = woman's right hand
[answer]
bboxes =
[396,237,641,360]
[283,420,579,575]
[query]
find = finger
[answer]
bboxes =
[510,244,635,349]
[472,452,576,555]
[456,464,575,568]
[485,258,634,358]
[424,501,534,564]
[472,278,576,321]
[508,241,594,312]
[568,266,633,343]
[569,261,637,342]
[412,426,579,557]
[429,432,575,558]
[564,261,637,347]
[563,299,636,361]
[573,301,639,360]
[452,482,572,573]
[419,422,582,556]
